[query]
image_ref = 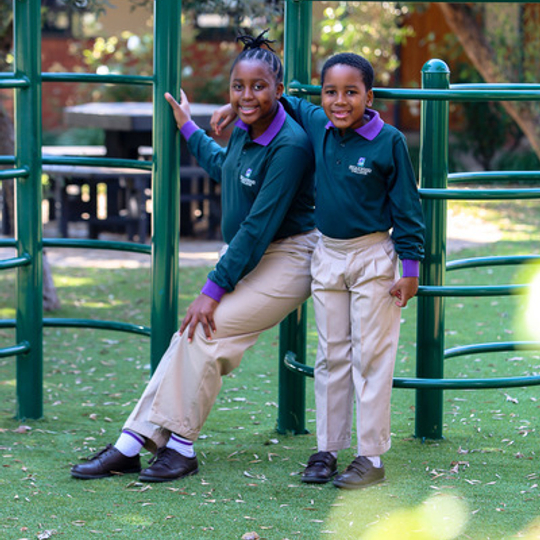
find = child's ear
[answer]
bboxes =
[276,82,285,99]
[367,89,374,107]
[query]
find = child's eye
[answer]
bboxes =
[347,90,358,95]
[254,84,266,91]
[232,84,243,91]
[324,89,336,95]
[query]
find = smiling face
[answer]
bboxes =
[321,63,374,135]
[229,59,284,139]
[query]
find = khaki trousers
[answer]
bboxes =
[311,232,401,457]
[124,230,318,451]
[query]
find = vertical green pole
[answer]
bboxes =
[151,0,182,371]
[415,59,449,439]
[14,0,43,419]
[277,0,312,435]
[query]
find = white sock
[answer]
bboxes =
[114,430,145,457]
[366,455,382,468]
[166,433,196,458]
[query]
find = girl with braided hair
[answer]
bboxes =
[70,31,317,483]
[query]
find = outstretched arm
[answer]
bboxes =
[164,89,191,129]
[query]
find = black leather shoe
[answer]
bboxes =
[71,444,141,479]
[333,456,385,489]
[301,451,338,484]
[139,447,199,483]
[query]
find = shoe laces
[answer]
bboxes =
[148,446,170,466]
[87,443,114,461]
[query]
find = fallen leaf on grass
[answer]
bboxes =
[15,425,32,433]
[241,531,260,539]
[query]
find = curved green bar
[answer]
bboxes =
[283,351,314,378]
[44,238,151,255]
[0,341,31,359]
[447,255,540,271]
[418,284,528,296]
[445,341,539,359]
[0,254,32,270]
[449,171,540,183]
[0,75,29,88]
[42,155,152,170]
[420,187,540,200]
[43,318,151,337]
[0,167,29,179]
[41,72,153,85]
[394,374,540,390]
[288,82,540,101]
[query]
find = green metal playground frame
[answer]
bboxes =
[1,0,539,441]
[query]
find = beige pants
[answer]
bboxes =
[124,230,318,451]
[311,232,401,457]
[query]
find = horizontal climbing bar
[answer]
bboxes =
[445,341,540,359]
[284,352,314,378]
[0,73,29,88]
[447,255,540,271]
[42,156,152,171]
[0,341,31,359]
[393,374,540,390]
[43,238,151,255]
[0,254,31,270]
[418,284,528,297]
[449,171,540,183]
[420,187,540,200]
[43,318,151,336]
[41,72,153,85]
[288,82,540,101]
[0,167,29,180]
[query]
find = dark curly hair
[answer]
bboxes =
[321,52,374,91]
[230,29,283,84]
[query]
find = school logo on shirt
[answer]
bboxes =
[349,156,372,176]
[240,168,256,186]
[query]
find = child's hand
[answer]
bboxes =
[165,89,191,130]
[390,277,419,308]
[210,103,236,136]
[179,293,219,342]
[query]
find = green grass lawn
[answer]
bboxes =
[1,200,539,539]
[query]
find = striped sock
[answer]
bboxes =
[114,429,145,457]
[166,433,196,458]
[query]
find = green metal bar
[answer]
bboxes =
[0,74,29,88]
[0,254,31,270]
[288,82,540,101]
[14,0,43,420]
[449,171,540,183]
[43,238,151,255]
[394,374,540,390]
[276,0,313,435]
[415,59,450,440]
[420,187,540,200]
[42,156,152,170]
[43,318,151,337]
[447,255,540,271]
[418,284,528,297]
[445,341,539,359]
[150,0,182,372]
[0,342,30,359]
[0,167,29,180]
[284,350,314,378]
[42,73,153,85]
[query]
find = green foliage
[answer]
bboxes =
[315,2,415,85]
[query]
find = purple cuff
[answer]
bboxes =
[402,259,420,278]
[180,120,200,141]
[201,279,227,302]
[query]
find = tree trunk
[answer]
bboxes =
[0,99,61,312]
[438,3,540,160]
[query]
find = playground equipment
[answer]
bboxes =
[1,0,539,440]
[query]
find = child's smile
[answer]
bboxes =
[321,64,374,135]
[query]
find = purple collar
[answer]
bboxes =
[325,108,384,141]
[235,102,286,146]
